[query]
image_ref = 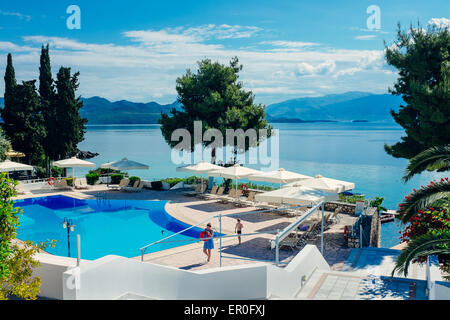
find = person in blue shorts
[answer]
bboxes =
[203,223,214,262]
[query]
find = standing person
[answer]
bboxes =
[202,223,214,263]
[235,219,243,245]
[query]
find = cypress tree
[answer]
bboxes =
[39,44,56,175]
[1,53,17,141]
[54,67,87,159]
[7,80,46,164]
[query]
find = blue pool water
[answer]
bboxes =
[15,195,211,260]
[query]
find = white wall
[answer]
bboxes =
[430,281,450,300]
[267,245,330,299]
[61,244,330,300]
[63,256,268,300]
[33,253,83,300]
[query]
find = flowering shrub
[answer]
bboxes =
[399,203,450,264]
[399,204,450,243]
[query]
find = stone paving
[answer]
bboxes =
[296,247,429,300]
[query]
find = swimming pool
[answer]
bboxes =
[15,195,208,260]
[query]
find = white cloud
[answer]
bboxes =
[0,10,31,21]
[428,17,450,29]
[297,60,336,76]
[0,24,396,104]
[355,35,377,40]
[260,41,319,48]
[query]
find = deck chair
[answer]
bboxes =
[200,185,218,199]
[195,184,207,197]
[57,179,71,190]
[75,178,89,190]
[279,236,300,251]
[206,186,225,200]
[183,184,202,197]
[123,180,140,192]
[231,189,244,206]
[236,191,256,207]
[220,188,236,203]
[129,180,145,192]
[107,178,128,190]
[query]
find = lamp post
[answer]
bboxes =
[62,217,76,257]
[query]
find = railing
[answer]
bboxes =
[273,201,324,265]
[138,202,323,265]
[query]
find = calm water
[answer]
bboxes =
[15,195,207,259]
[75,122,446,248]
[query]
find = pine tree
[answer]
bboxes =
[159,57,272,163]
[384,23,450,159]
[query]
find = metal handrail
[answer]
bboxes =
[138,203,315,261]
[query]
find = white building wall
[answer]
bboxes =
[267,245,330,299]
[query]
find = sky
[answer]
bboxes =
[0,0,449,105]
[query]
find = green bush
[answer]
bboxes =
[35,165,64,178]
[151,181,163,190]
[63,177,74,187]
[51,166,63,177]
[85,172,100,185]
[110,173,124,184]
[338,193,366,204]
[162,177,185,187]
[184,176,201,185]
[129,176,141,186]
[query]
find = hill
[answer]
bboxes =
[265,92,403,122]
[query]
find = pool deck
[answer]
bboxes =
[14,185,356,272]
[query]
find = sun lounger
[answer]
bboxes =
[125,180,144,192]
[235,191,256,207]
[107,178,129,190]
[199,185,217,199]
[123,180,140,192]
[55,179,71,190]
[183,183,206,196]
[205,186,225,200]
[231,189,244,206]
[219,188,236,203]
[74,178,89,190]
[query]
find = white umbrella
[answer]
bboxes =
[208,164,261,192]
[248,168,312,187]
[101,158,149,171]
[176,160,223,190]
[53,156,96,179]
[255,186,337,206]
[0,160,33,177]
[101,158,149,184]
[284,174,355,193]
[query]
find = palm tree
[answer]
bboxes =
[402,145,450,182]
[397,144,450,223]
[392,231,450,278]
[398,179,450,223]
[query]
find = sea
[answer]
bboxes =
[77,122,447,248]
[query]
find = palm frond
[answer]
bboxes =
[398,179,450,223]
[392,232,450,277]
[403,145,450,182]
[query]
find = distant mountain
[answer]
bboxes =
[80,96,181,124]
[266,92,403,122]
[0,91,403,124]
